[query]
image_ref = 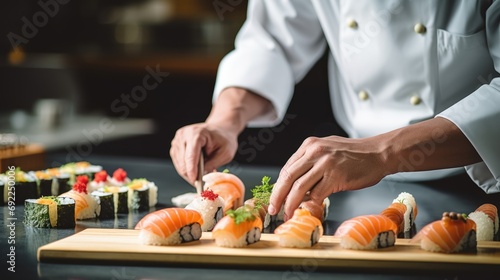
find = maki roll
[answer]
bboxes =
[59,175,100,220]
[127,178,159,210]
[100,186,128,214]
[45,168,71,195]
[135,208,204,245]
[10,168,38,205]
[88,170,108,192]
[126,179,149,211]
[212,205,263,248]
[185,189,225,231]
[24,196,75,228]
[0,176,6,206]
[91,190,115,219]
[31,171,54,197]
[107,168,130,187]
[411,212,476,253]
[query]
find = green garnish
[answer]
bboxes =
[251,176,274,209]
[222,169,230,173]
[226,206,257,225]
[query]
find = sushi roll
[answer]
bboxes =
[299,199,330,223]
[0,175,6,206]
[212,205,263,247]
[126,178,159,209]
[107,168,131,187]
[88,170,108,192]
[411,212,476,253]
[203,169,245,212]
[135,208,204,245]
[274,208,323,248]
[45,168,71,195]
[246,176,283,228]
[100,185,129,214]
[468,203,498,241]
[59,175,100,220]
[31,171,54,197]
[334,215,398,250]
[24,196,75,228]
[91,190,115,219]
[185,189,225,231]
[127,180,149,211]
[10,168,38,205]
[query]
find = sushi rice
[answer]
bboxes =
[185,190,225,232]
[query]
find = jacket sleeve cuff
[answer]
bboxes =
[437,83,500,193]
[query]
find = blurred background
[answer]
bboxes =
[1,0,345,171]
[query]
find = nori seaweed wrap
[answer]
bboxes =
[31,171,54,197]
[127,179,150,211]
[91,190,115,219]
[24,196,75,228]
[0,178,6,206]
[13,169,38,205]
[45,168,71,195]
[101,186,128,214]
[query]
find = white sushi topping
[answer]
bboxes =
[469,211,494,241]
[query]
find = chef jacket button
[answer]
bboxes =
[414,23,426,34]
[347,18,358,29]
[358,90,369,101]
[410,95,422,105]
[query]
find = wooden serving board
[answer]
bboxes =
[38,228,500,272]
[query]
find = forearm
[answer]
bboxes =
[379,117,482,175]
[206,87,273,135]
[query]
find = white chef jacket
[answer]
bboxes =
[213,0,500,194]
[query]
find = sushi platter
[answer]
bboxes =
[38,228,500,272]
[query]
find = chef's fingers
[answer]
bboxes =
[170,131,189,183]
[282,163,323,220]
[184,133,207,185]
[269,152,310,216]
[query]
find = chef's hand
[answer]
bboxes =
[170,87,273,186]
[268,135,390,220]
[267,117,482,220]
[170,123,239,185]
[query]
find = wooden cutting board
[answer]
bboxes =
[38,228,500,272]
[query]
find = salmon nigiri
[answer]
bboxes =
[334,215,398,250]
[468,203,498,241]
[411,212,476,253]
[203,170,245,212]
[274,208,323,248]
[380,202,406,235]
[135,208,204,245]
[212,205,262,247]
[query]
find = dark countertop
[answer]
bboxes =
[2,154,500,280]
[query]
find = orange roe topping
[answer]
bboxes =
[73,175,89,194]
[94,170,108,183]
[113,168,127,182]
[201,189,219,201]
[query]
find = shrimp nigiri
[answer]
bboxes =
[203,170,245,212]
[135,208,204,245]
[411,212,476,253]
[468,203,498,241]
[212,205,262,247]
[334,215,398,250]
[274,208,323,248]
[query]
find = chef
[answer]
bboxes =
[170,0,500,220]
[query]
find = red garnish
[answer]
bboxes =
[73,175,89,193]
[94,170,108,183]
[113,168,127,182]
[76,175,89,185]
[201,189,219,201]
